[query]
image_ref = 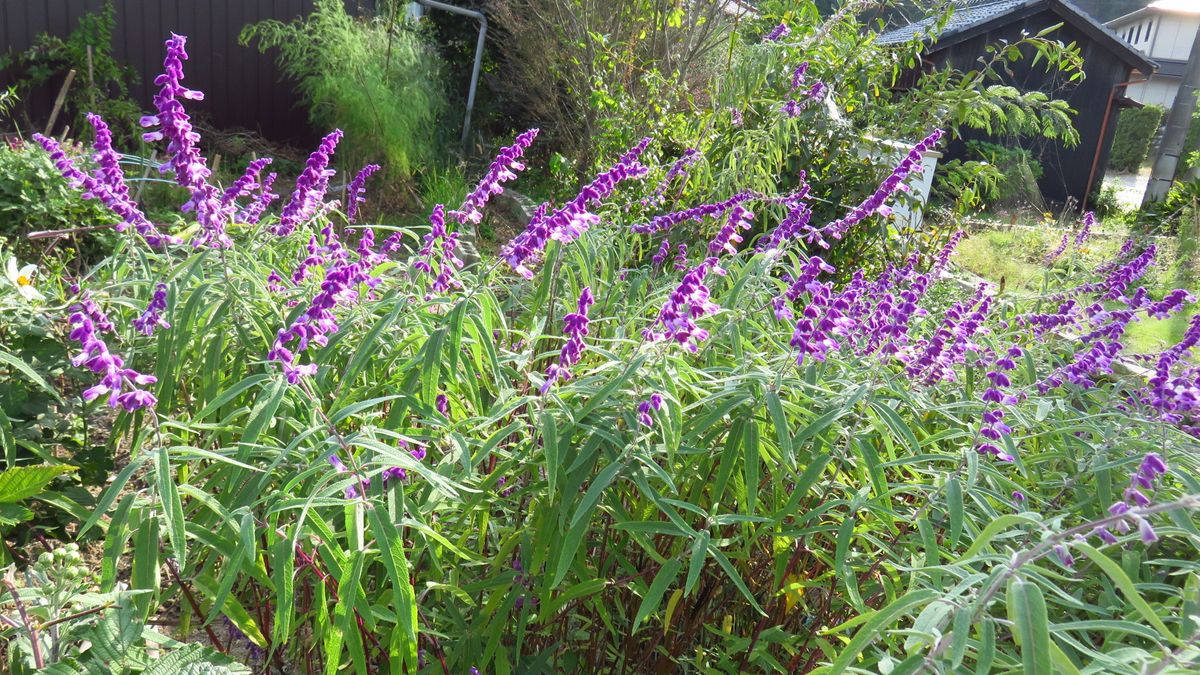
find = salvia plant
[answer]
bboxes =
[6,26,1200,675]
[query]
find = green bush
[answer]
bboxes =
[0,140,118,262]
[1109,104,1164,172]
[962,139,1045,208]
[240,0,447,189]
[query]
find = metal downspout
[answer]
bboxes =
[415,0,487,153]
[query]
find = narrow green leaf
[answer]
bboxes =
[1008,578,1052,675]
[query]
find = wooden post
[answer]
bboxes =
[86,45,96,109]
[44,69,77,136]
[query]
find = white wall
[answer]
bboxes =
[1128,76,1182,107]
[1148,14,1200,61]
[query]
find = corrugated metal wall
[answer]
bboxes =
[1,1,376,143]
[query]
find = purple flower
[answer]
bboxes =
[1139,518,1158,544]
[272,130,343,237]
[630,191,754,235]
[132,283,171,336]
[238,172,279,224]
[542,288,595,393]
[652,238,672,268]
[1074,211,1095,246]
[269,239,381,383]
[780,83,827,117]
[645,258,724,351]
[345,164,381,224]
[140,35,232,248]
[642,148,701,207]
[637,393,664,427]
[790,62,809,91]
[505,139,650,278]
[805,129,944,248]
[730,107,744,127]
[221,157,273,210]
[1012,490,1026,504]
[673,244,689,271]
[266,270,287,293]
[436,394,449,416]
[757,184,812,252]
[33,127,178,248]
[68,304,158,411]
[708,205,754,255]
[414,205,464,297]
[1053,544,1075,568]
[763,22,790,42]
[451,129,538,225]
[1045,232,1070,264]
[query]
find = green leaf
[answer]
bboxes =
[955,514,1042,561]
[156,446,187,565]
[0,463,76,503]
[0,348,64,403]
[633,559,682,633]
[813,589,939,675]
[1007,578,1052,675]
[1075,542,1183,646]
[367,506,419,671]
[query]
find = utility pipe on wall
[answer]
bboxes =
[413,0,487,153]
[1082,75,1150,212]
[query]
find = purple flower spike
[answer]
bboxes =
[346,164,381,224]
[68,301,157,411]
[1045,231,1070,264]
[542,288,595,394]
[414,205,464,298]
[221,157,273,210]
[709,205,754,255]
[505,138,650,278]
[1075,211,1095,246]
[652,238,672,268]
[805,129,944,248]
[630,192,754,235]
[33,129,178,247]
[642,148,701,207]
[141,34,232,248]
[763,22,790,42]
[451,129,539,225]
[273,129,344,237]
[645,258,724,351]
[790,62,809,91]
[238,171,279,224]
[133,283,171,336]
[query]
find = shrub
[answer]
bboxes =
[240,0,447,187]
[0,139,119,263]
[11,26,1200,675]
[1109,104,1164,173]
[963,139,1045,208]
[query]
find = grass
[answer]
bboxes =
[956,223,1197,357]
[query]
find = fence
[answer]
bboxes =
[1,0,376,143]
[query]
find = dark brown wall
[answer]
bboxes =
[1,0,376,144]
[927,8,1136,207]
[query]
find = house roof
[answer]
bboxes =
[1110,0,1200,26]
[1154,58,1188,77]
[878,0,1157,73]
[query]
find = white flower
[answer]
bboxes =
[5,256,46,302]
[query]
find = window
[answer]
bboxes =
[1135,24,1142,43]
